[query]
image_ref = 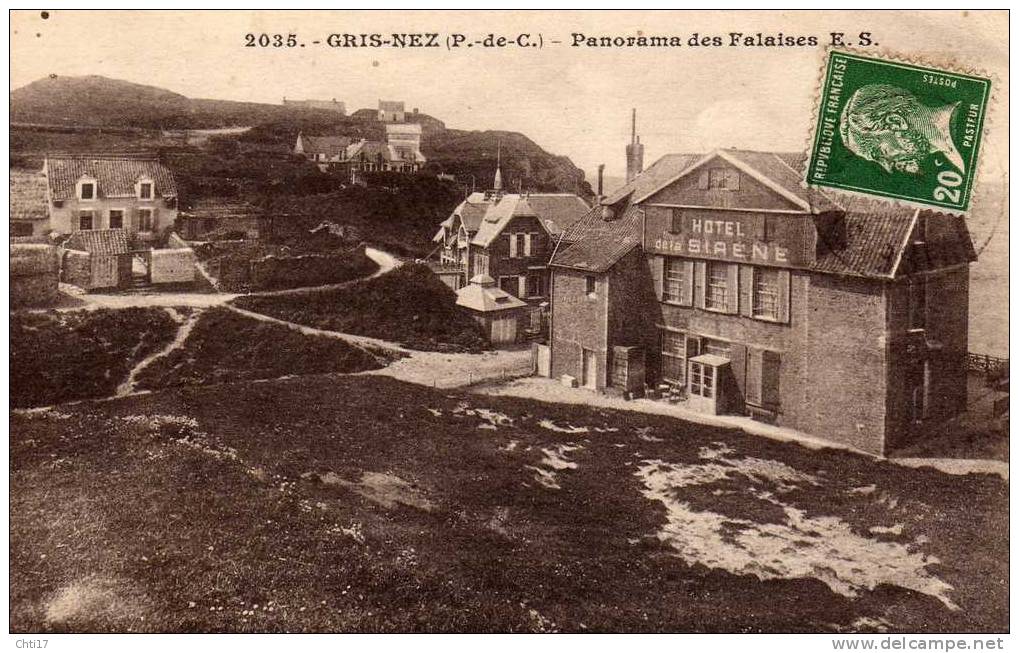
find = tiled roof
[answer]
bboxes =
[603,154,700,206]
[300,135,352,157]
[10,170,49,222]
[616,149,840,213]
[549,205,644,273]
[45,155,177,201]
[63,229,130,255]
[812,207,915,278]
[471,193,591,247]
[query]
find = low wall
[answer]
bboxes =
[151,247,196,284]
[60,249,94,290]
[11,244,59,307]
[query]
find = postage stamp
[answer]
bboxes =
[805,50,991,212]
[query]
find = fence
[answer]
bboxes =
[966,352,1009,384]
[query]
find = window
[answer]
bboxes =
[908,276,927,330]
[138,208,154,231]
[661,330,687,383]
[670,209,683,233]
[11,223,33,237]
[509,233,528,258]
[706,261,730,311]
[78,211,94,231]
[109,209,124,230]
[663,258,685,304]
[79,182,95,200]
[585,275,597,296]
[499,276,518,296]
[752,268,781,320]
[474,252,489,276]
[527,272,545,298]
[139,182,153,200]
[689,361,714,398]
[703,167,739,190]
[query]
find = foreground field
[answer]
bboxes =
[10,375,1007,633]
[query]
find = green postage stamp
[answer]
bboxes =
[806,50,991,212]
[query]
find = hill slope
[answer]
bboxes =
[10,75,592,196]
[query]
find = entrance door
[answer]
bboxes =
[582,349,598,389]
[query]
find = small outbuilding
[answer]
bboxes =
[455,274,527,345]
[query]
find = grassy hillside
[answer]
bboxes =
[232,263,488,352]
[10,374,1007,632]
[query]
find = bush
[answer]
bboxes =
[134,307,383,390]
[10,308,180,408]
[233,263,488,352]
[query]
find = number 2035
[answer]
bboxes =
[244,33,298,47]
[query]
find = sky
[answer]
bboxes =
[9,10,1009,184]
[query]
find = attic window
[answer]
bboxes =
[79,181,95,200]
[138,180,154,200]
[704,168,740,191]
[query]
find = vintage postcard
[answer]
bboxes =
[7,8,1009,644]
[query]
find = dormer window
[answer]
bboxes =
[78,179,96,201]
[138,179,154,201]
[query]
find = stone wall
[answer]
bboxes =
[10,244,59,307]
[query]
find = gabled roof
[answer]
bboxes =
[549,205,644,273]
[10,170,49,222]
[631,149,841,212]
[63,229,130,255]
[45,155,177,201]
[471,193,591,247]
[300,135,352,157]
[602,153,701,206]
[455,278,528,313]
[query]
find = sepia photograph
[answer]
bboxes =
[6,7,1010,645]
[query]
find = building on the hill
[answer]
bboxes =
[378,100,406,123]
[431,163,590,311]
[42,154,178,244]
[294,133,353,167]
[455,273,529,346]
[294,128,426,176]
[548,146,977,455]
[282,97,346,114]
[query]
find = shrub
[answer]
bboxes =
[233,263,488,352]
[10,308,180,408]
[134,307,383,390]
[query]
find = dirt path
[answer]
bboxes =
[115,308,204,397]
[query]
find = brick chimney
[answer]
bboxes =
[597,163,605,198]
[625,108,644,183]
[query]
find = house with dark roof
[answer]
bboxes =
[548,147,977,455]
[294,130,425,175]
[10,170,51,237]
[294,133,354,167]
[42,154,178,243]
[432,163,590,306]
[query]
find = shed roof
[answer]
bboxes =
[45,155,177,201]
[10,170,49,222]
[63,229,130,255]
[455,279,527,313]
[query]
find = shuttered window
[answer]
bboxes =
[109,209,124,230]
[78,211,94,231]
[661,330,687,383]
[705,261,737,313]
[138,208,154,231]
[753,268,780,320]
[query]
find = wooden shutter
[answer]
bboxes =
[697,170,710,190]
[746,348,763,406]
[681,260,694,305]
[777,270,791,323]
[739,265,754,317]
[651,256,664,301]
[524,233,532,257]
[761,350,781,408]
[509,233,518,258]
[725,263,739,314]
[518,276,527,298]
[694,260,706,308]
[726,169,741,191]
[729,344,747,403]
[152,207,160,231]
